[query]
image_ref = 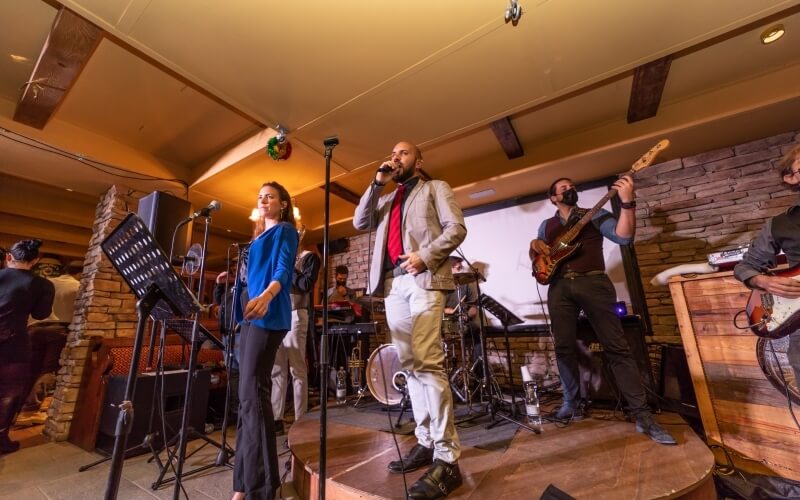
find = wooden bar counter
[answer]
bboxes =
[669,270,800,480]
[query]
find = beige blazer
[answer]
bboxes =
[353,178,467,295]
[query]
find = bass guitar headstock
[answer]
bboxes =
[630,139,670,174]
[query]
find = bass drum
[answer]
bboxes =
[366,344,407,406]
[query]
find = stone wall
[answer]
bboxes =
[45,184,145,440]
[634,131,799,345]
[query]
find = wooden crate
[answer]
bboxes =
[669,270,800,480]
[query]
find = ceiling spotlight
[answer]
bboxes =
[293,206,301,221]
[504,0,522,26]
[760,24,785,44]
[249,208,260,222]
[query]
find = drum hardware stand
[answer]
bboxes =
[394,380,411,428]
[453,250,539,434]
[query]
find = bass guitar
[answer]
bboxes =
[532,139,670,285]
[746,265,800,339]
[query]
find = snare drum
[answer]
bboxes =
[366,344,408,405]
[441,316,460,341]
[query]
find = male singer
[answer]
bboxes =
[354,141,466,499]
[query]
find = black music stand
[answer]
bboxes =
[479,294,539,433]
[100,213,201,500]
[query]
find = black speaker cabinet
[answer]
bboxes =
[575,315,659,410]
[137,191,192,259]
[659,345,699,418]
[96,369,210,457]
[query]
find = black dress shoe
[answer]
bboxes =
[0,435,20,454]
[635,414,677,445]
[387,444,433,473]
[407,459,463,499]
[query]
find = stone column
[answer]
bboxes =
[45,184,145,440]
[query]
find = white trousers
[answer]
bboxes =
[384,274,461,464]
[271,309,309,421]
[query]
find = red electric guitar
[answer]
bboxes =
[746,265,800,339]
[532,139,670,285]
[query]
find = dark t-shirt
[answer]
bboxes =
[0,268,55,343]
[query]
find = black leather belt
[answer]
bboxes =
[384,266,408,279]
[560,270,605,280]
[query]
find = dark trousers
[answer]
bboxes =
[233,322,287,499]
[548,274,649,416]
[0,334,32,436]
[26,324,68,403]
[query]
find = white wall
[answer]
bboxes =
[459,184,630,326]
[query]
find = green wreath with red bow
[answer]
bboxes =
[267,135,292,161]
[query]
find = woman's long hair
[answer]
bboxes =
[252,181,296,239]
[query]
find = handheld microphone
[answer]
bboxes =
[376,163,394,174]
[189,200,221,220]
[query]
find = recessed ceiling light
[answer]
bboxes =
[226,229,231,233]
[760,24,785,44]
[468,188,496,200]
[9,54,29,63]
[65,188,73,192]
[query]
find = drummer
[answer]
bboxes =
[443,257,480,353]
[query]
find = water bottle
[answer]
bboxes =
[524,381,542,434]
[336,367,347,404]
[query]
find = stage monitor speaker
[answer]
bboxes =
[659,345,699,418]
[137,190,192,259]
[96,369,210,457]
[576,315,659,410]
[540,484,575,500]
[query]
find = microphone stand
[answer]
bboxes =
[172,214,212,499]
[319,136,339,500]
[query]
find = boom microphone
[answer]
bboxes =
[189,200,221,220]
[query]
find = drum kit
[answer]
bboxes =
[364,271,485,409]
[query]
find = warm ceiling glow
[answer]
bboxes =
[760,24,785,44]
[249,208,260,221]
[9,54,29,63]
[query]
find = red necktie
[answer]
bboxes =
[386,183,405,265]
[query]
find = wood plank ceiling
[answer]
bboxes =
[0,0,798,268]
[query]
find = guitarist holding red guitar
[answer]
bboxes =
[734,144,800,383]
[528,141,677,446]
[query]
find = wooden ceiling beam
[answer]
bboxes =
[13,7,103,129]
[323,182,361,205]
[627,55,673,124]
[489,116,524,160]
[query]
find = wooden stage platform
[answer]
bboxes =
[288,409,716,499]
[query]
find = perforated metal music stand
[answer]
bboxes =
[479,294,539,433]
[100,213,200,500]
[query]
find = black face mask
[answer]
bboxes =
[560,188,578,206]
[336,279,347,288]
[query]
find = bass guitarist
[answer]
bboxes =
[734,144,800,383]
[529,176,676,445]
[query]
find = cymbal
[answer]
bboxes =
[452,272,479,285]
